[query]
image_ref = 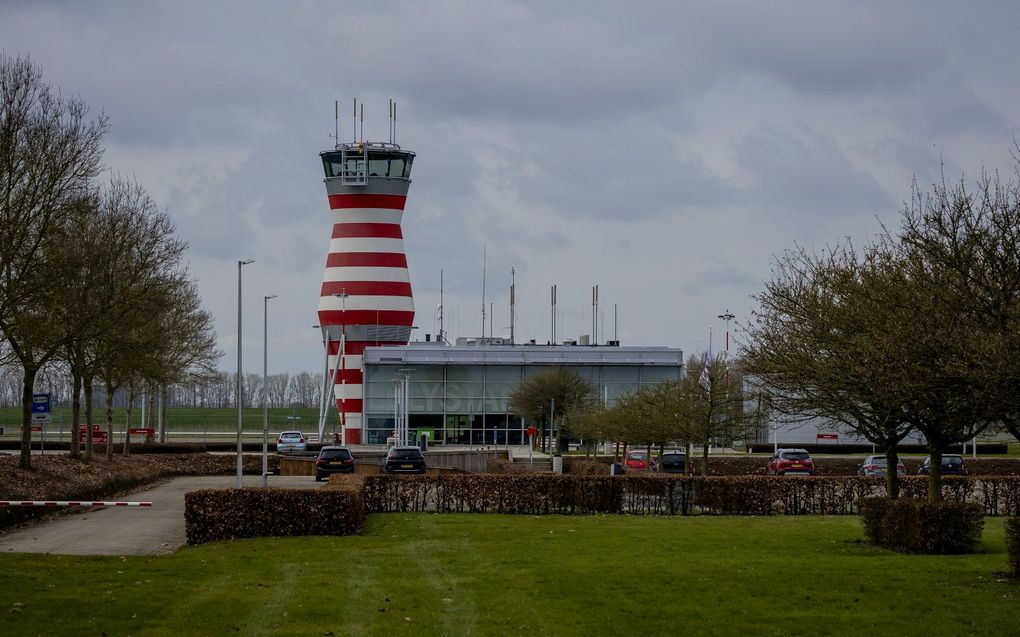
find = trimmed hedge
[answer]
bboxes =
[860,497,984,554]
[567,459,610,476]
[363,475,623,514]
[359,474,1020,517]
[184,475,365,544]
[1007,517,1020,579]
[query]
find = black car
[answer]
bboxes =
[314,446,355,481]
[381,446,427,475]
[658,451,689,474]
[917,454,968,476]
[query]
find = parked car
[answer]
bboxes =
[857,455,907,477]
[918,454,968,476]
[381,445,427,474]
[276,430,306,453]
[624,450,656,470]
[767,448,816,475]
[315,446,355,481]
[658,451,689,474]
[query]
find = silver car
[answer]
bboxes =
[857,455,906,477]
[276,430,306,453]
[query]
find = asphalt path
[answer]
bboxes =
[0,475,319,556]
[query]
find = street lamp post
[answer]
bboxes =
[718,310,735,357]
[262,294,277,487]
[236,258,254,488]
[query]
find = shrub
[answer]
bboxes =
[363,475,623,514]
[978,477,1020,516]
[1007,518,1020,579]
[567,460,609,476]
[860,497,984,554]
[184,479,365,544]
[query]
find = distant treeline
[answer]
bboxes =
[0,365,321,410]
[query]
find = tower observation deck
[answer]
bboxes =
[318,141,416,444]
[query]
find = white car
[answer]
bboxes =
[276,430,306,453]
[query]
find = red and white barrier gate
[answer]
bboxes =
[0,501,153,508]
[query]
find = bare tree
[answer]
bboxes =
[0,55,108,468]
[266,373,290,408]
[289,371,319,408]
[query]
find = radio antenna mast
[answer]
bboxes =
[352,97,357,142]
[359,101,364,142]
[334,99,339,147]
[481,245,487,339]
[510,267,516,345]
[389,98,393,143]
[438,270,445,344]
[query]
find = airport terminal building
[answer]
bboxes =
[356,342,684,445]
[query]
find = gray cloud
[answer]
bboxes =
[2,0,1018,373]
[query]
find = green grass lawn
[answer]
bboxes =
[0,515,1016,636]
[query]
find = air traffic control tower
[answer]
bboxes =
[317,136,416,444]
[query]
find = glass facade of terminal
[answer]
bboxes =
[361,345,684,445]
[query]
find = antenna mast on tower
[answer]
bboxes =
[481,245,487,339]
[438,269,445,344]
[510,267,516,345]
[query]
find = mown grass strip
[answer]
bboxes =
[0,515,1015,636]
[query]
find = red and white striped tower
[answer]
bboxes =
[318,141,416,444]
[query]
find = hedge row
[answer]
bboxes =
[1007,518,1020,579]
[860,497,984,554]
[184,475,365,544]
[565,454,1020,476]
[359,474,1020,516]
[363,474,622,514]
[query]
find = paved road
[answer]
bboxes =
[0,475,319,556]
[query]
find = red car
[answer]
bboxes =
[767,448,816,475]
[624,450,656,470]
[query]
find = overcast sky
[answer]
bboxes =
[3,1,1019,375]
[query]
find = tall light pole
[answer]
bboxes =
[718,310,735,358]
[236,258,254,488]
[262,294,277,487]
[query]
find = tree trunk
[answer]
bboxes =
[19,364,38,470]
[69,371,82,459]
[644,443,653,472]
[105,381,115,462]
[124,385,134,456]
[613,440,620,463]
[84,375,95,461]
[885,445,901,499]
[700,441,710,476]
[927,447,943,503]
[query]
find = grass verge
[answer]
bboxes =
[0,515,1016,636]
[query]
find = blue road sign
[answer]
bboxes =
[32,393,51,414]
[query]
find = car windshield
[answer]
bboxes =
[629,452,647,460]
[868,457,889,465]
[662,453,685,460]
[320,449,351,459]
[944,456,963,465]
[390,448,423,459]
[781,452,811,461]
[280,432,302,440]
